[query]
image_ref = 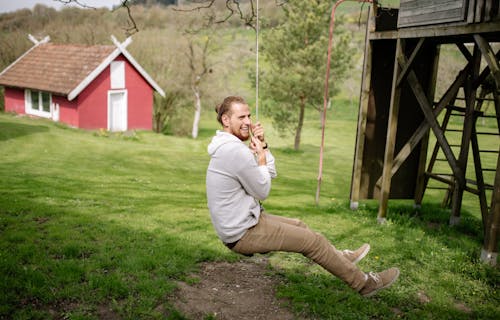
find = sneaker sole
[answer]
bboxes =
[362,268,400,297]
[351,244,370,264]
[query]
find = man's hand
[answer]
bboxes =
[249,136,267,166]
[251,122,265,142]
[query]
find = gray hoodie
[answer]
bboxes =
[206,130,277,244]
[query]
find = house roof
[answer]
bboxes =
[0,36,165,100]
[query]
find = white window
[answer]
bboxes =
[25,89,52,118]
[110,61,125,89]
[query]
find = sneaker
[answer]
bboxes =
[359,267,400,297]
[342,243,370,264]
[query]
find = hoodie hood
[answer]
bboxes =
[207,130,243,156]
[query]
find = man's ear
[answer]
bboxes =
[221,114,230,127]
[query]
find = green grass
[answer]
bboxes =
[0,110,499,319]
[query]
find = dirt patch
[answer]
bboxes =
[172,256,297,320]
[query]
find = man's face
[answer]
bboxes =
[223,102,252,141]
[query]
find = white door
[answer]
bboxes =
[108,91,127,131]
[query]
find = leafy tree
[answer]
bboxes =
[260,0,353,150]
[153,91,182,133]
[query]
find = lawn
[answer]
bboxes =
[0,109,498,319]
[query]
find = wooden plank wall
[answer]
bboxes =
[468,0,500,23]
[398,0,500,28]
[355,39,438,200]
[398,0,468,28]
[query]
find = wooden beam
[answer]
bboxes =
[484,0,492,21]
[350,10,373,210]
[482,89,500,263]
[494,88,500,130]
[468,0,477,24]
[450,44,482,224]
[456,42,473,61]
[416,108,455,205]
[377,38,404,222]
[472,49,500,90]
[369,20,500,41]
[470,119,489,232]
[396,38,426,87]
[398,57,466,188]
[474,34,500,91]
[415,43,440,207]
[476,0,486,23]
[482,143,500,266]
[374,55,471,191]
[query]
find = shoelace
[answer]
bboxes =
[367,271,382,285]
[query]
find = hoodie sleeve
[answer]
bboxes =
[234,146,272,201]
[265,151,277,179]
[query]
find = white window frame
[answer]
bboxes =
[25,89,52,118]
[110,61,125,89]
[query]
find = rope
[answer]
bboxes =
[315,0,373,205]
[255,0,260,120]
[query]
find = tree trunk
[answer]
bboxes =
[155,114,161,133]
[294,96,306,150]
[192,89,201,139]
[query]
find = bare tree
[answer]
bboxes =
[176,0,288,29]
[55,0,139,35]
[56,0,287,34]
[186,34,216,138]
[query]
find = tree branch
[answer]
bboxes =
[116,0,139,36]
[56,0,95,9]
[54,0,139,36]
[174,0,258,30]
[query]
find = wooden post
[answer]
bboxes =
[377,38,404,223]
[379,62,469,191]
[482,144,500,266]
[450,45,481,225]
[474,34,500,91]
[470,113,489,232]
[399,57,466,189]
[350,7,373,210]
[415,44,440,207]
[478,37,500,266]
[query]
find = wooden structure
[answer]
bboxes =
[350,0,500,266]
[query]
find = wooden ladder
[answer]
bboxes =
[422,84,500,230]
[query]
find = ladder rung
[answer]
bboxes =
[447,129,462,132]
[430,173,453,176]
[450,111,485,117]
[455,97,496,102]
[449,144,461,147]
[464,186,480,195]
[426,186,450,190]
[446,105,466,112]
[481,115,499,119]
[479,150,499,153]
[465,179,494,189]
[482,168,497,172]
[426,173,454,185]
[436,158,449,161]
[476,131,499,135]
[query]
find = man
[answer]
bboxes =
[206,96,399,297]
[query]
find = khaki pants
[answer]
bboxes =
[232,212,367,291]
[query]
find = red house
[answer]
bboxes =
[0,35,165,131]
